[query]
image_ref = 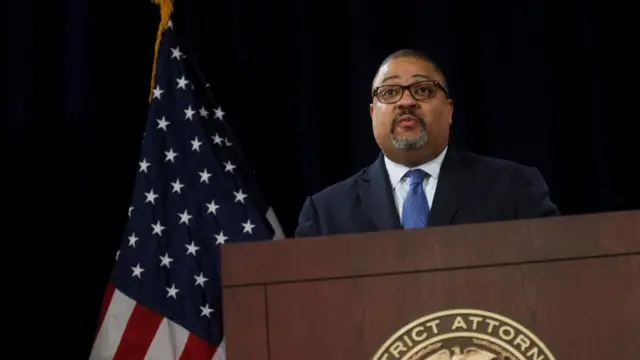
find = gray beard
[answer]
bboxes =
[390,130,428,150]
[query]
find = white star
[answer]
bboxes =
[191,136,202,151]
[166,284,179,299]
[211,133,224,145]
[131,263,144,278]
[224,138,233,146]
[200,303,214,318]
[151,221,165,236]
[166,20,173,29]
[199,169,212,183]
[170,46,184,60]
[176,75,189,90]
[144,189,158,204]
[215,230,228,245]
[152,85,164,100]
[128,206,134,217]
[214,106,225,120]
[206,200,219,215]
[185,241,200,256]
[242,220,255,234]
[159,253,173,268]
[223,161,236,173]
[199,106,209,118]
[128,232,139,247]
[178,209,193,225]
[194,272,208,287]
[165,148,178,162]
[234,189,247,203]
[115,250,120,260]
[156,116,169,131]
[171,179,184,194]
[139,158,151,173]
[184,105,195,120]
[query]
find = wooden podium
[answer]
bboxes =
[220,211,640,359]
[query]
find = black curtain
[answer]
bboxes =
[8,0,636,355]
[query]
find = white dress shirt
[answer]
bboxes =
[383,146,448,220]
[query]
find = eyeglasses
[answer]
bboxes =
[372,80,449,104]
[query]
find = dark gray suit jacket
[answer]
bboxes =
[295,146,560,237]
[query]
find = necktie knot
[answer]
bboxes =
[405,169,429,186]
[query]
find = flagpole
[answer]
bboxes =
[149,0,175,102]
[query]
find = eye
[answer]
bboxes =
[380,87,398,97]
[413,83,437,97]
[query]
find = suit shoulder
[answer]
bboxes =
[457,149,546,185]
[308,167,367,201]
[458,149,533,172]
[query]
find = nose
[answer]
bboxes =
[395,89,418,109]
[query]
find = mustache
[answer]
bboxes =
[391,110,426,129]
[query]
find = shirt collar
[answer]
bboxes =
[384,146,448,189]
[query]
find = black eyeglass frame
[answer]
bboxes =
[372,80,450,103]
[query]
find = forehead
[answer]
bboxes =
[373,57,441,87]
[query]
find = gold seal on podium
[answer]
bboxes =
[372,309,556,360]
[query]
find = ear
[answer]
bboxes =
[369,102,374,119]
[447,98,453,124]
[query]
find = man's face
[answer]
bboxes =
[369,56,452,160]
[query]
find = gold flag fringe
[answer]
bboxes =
[149,0,174,102]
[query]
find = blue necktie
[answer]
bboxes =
[401,169,430,229]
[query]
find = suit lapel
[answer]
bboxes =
[428,146,476,226]
[358,155,403,231]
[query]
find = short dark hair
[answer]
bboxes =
[373,48,449,93]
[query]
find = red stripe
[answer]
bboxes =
[95,282,116,339]
[112,303,164,360]
[179,333,217,360]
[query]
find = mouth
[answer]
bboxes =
[395,115,420,126]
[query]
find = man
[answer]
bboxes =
[295,49,559,238]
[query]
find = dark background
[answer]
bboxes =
[8,0,637,355]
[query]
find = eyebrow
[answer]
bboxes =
[379,74,432,85]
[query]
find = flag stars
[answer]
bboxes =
[151,221,166,236]
[224,161,236,173]
[165,148,178,162]
[128,232,139,247]
[176,75,189,90]
[215,230,228,245]
[152,85,164,100]
[157,116,169,131]
[199,169,212,183]
[139,158,151,173]
[185,241,200,256]
[234,189,248,203]
[170,46,184,60]
[166,284,179,299]
[159,253,173,268]
[194,272,208,287]
[191,137,202,151]
[242,219,255,234]
[206,200,219,215]
[184,105,195,120]
[214,106,225,120]
[131,263,144,278]
[212,133,223,145]
[200,303,214,318]
[144,189,158,204]
[128,206,134,217]
[199,106,209,118]
[178,210,193,225]
[171,179,184,194]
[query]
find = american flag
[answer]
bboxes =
[89,17,284,359]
